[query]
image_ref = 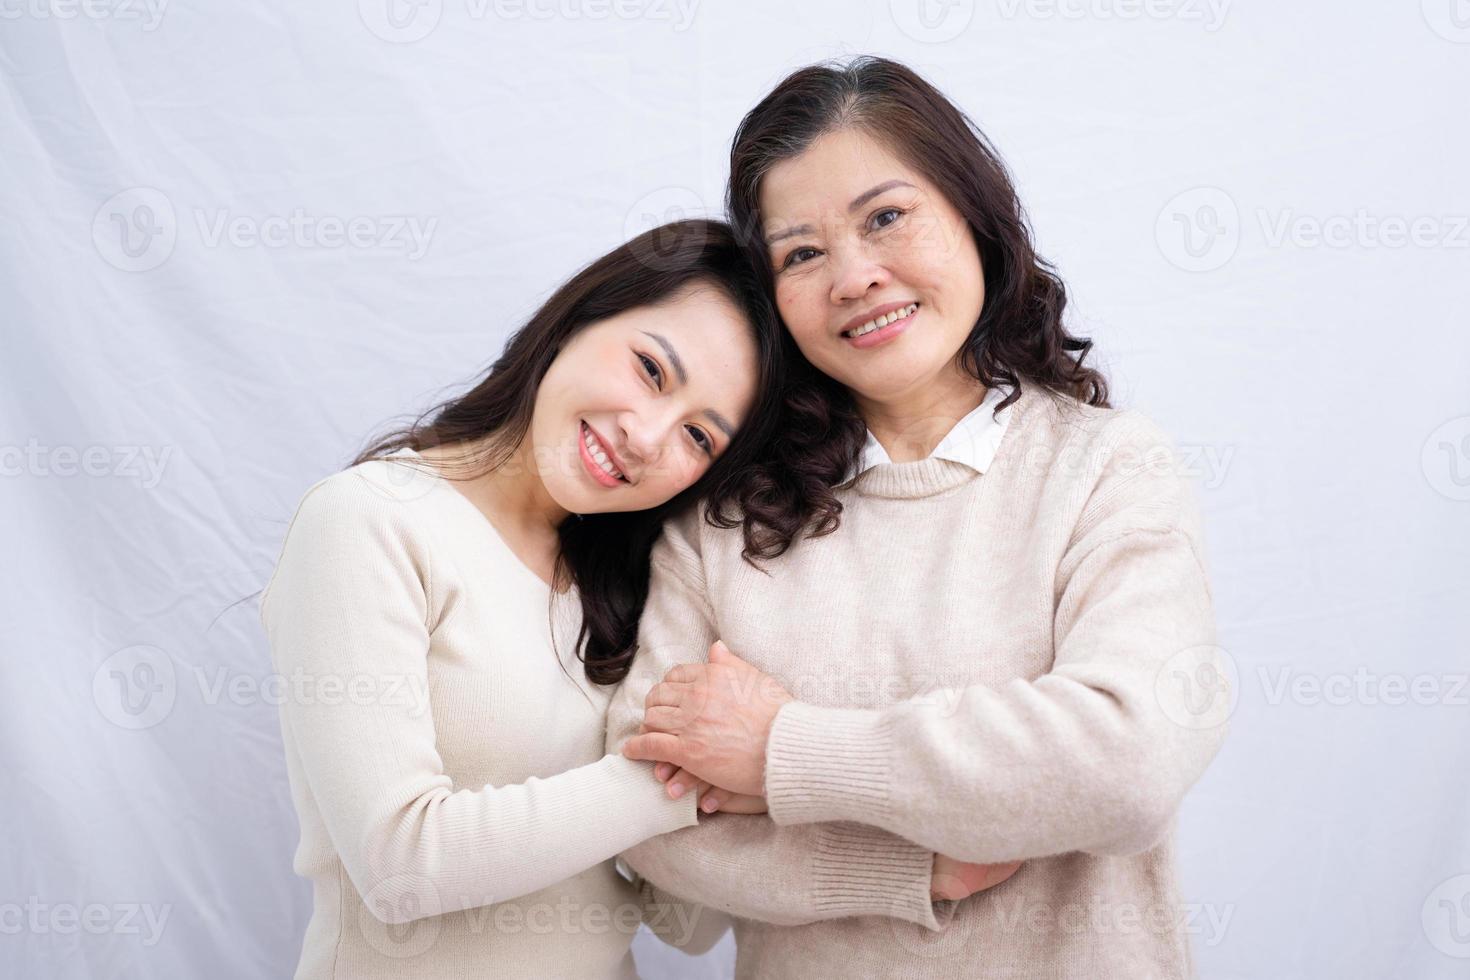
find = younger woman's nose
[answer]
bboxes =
[619,410,677,468]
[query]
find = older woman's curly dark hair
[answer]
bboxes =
[702,55,1112,563]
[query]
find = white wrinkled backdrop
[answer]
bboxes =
[2,1,1467,977]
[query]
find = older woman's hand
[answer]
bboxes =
[622,640,792,797]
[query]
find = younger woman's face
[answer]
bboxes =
[528,283,759,515]
[759,127,985,407]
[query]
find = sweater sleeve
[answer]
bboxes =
[763,414,1232,863]
[259,472,698,924]
[606,512,955,931]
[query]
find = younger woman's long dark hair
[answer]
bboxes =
[717,56,1112,560]
[350,219,784,685]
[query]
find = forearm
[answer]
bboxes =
[301,747,700,923]
[618,812,950,928]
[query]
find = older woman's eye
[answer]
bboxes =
[782,246,819,269]
[871,207,903,230]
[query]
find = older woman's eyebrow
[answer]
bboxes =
[639,330,687,385]
[763,180,919,245]
[765,223,813,246]
[848,179,915,213]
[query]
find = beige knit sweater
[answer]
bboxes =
[259,449,734,979]
[607,383,1231,979]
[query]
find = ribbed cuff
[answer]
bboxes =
[811,823,955,931]
[765,700,896,827]
[637,878,682,942]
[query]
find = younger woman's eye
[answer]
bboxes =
[686,425,713,455]
[638,353,663,389]
[870,207,903,230]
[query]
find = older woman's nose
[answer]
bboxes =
[828,243,890,304]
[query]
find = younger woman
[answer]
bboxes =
[260,220,774,979]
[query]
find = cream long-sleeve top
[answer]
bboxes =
[258,448,734,980]
[607,383,1232,980]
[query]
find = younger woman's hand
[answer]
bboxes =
[698,787,769,814]
[930,855,1023,901]
[655,762,768,814]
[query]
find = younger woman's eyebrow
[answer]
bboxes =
[704,409,734,440]
[640,330,687,385]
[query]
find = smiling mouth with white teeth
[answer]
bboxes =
[581,421,628,484]
[843,302,919,338]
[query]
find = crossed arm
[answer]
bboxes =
[604,549,960,930]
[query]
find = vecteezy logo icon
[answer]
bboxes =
[1155,186,1239,272]
[93,645,177,730]
[889,0,975,43]
[1422,874,1470,957]
[1422,0,1470,42]
[359,0,443,43]
[1422,416,1470,501]
[359,875,443,957]
[92,188,177,272]
[623,187,711,271]
[1155,644,1237,730]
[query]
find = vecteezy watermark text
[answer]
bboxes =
[0,899,171,946]
[0,439,173,489]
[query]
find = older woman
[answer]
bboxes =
[612,58,1230,978]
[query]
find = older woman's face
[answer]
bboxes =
[759,127,984,407]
